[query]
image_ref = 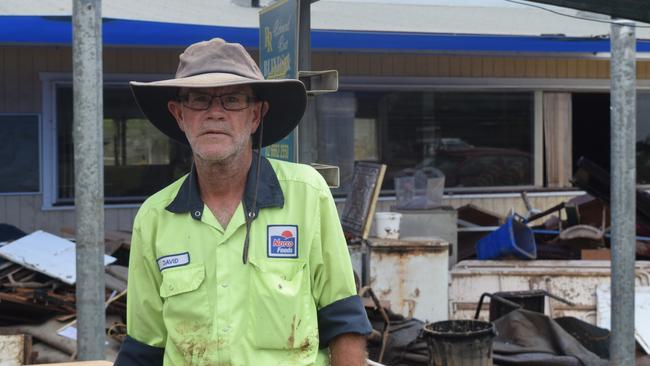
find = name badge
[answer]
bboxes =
[267,225,298,258]
[157,252,190,271]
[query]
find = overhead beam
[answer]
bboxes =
[527,0,650,24]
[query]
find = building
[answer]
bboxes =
[1,0,650,232]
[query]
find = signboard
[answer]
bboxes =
[259,0,300,162]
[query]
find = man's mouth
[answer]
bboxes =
[200,130,228,137]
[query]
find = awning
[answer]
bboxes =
[4,15,650,54]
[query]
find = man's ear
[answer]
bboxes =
[168,100,185,132]
[251,101,269,133]
[261,101,269,119]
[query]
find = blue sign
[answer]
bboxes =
[259,0,299,162]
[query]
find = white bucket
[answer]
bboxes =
[374,212,402,239]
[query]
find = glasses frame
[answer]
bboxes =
[178,92,257,111]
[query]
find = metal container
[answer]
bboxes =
[394,207,458,268]
[368,237,449,322]
[449,260,650,324]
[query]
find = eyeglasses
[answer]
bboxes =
[179,92,256,111]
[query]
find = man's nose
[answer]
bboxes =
[207,96,227,114]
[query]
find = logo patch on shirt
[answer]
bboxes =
[267,225,298,258]
[157,252,190,271]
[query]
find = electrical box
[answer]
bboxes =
[298,70,338,95]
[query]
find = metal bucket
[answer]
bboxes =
[423,320,496,366]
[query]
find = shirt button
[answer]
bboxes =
[222,326,232,333]
[220,283,229,288]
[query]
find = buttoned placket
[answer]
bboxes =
[197,202,249,365]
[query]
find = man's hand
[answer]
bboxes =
[329,333,367,366]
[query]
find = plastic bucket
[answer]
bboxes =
[423,320,496,366]
[476,215,537,260]
[374,212,402,239]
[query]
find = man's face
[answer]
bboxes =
[168,85,263,163]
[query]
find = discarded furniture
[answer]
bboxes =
[449,260,650,324]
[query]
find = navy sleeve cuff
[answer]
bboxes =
[318,295,372,349]
[114,335,164,366]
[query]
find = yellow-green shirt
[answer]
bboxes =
[116,156,371,366]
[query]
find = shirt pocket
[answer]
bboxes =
[159,263,208,326]
[248,258,318,351]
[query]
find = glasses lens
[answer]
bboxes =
[184,93,212,110]
[221,93,249,111]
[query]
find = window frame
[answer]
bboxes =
[0,113,42,196]
[339,75,650,193]
[40,72,173,210]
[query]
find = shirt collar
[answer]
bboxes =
[165,152,284,220]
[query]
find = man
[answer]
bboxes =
[115,38,372,366]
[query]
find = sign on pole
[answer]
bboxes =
[259,0,299,162]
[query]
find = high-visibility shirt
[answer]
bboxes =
[115,155,372,366]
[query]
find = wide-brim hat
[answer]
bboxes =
[130,38,307,148]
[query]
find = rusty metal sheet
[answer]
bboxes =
[368,238,449,322]
[367,237,448,252]
[0,231,116,285]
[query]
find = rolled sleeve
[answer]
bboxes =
[114,335,164,366]
[317,295,373,348]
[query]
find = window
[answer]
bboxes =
[316,91,535,194]
[572,92,650,185]
[54,84,191,205]
[0,115,40,193]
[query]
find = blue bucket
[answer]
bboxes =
[476,215,537,260]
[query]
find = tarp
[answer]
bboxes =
[493,309,608,366]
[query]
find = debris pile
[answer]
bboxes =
[0,227,130,364]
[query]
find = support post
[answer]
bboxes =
[610,19,636,366]
[72,0,105,360]
[298,0,317,164]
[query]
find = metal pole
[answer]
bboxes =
[610,19,636,366]
[72,0,105,360]
[298,0,317,164]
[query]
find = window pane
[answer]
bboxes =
[0,115,39,193]
[56,85,192,203]
[317,90,535,194]
[573,92,650,185]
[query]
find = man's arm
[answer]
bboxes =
[329,333,367,366]
[115,209,166,366]
[309,173,373,351]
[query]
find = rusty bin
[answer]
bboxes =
[423,319,496,366]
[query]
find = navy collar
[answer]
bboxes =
[165,152,284,220]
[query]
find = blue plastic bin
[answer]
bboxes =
[476,215,537,260]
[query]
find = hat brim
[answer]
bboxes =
[130,73,307,148]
